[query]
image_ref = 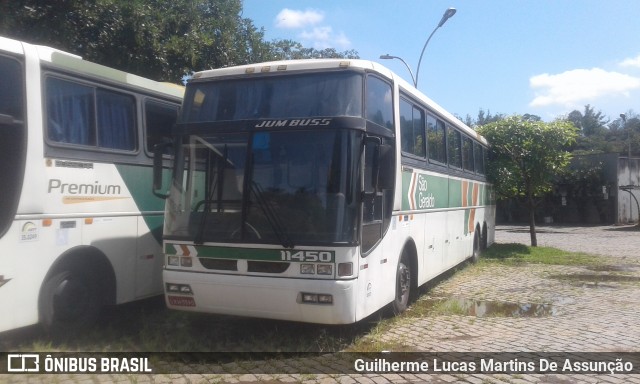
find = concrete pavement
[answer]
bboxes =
[3,224,640,383]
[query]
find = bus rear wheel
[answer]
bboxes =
[40,268,101,335]
[471,230,481,263]
[391,253,411,315]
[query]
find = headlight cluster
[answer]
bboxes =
[300,262,353,277]
[300,263,332,275]
[165,283,193,294]
[168,256,192,267]
[301,292,333,304]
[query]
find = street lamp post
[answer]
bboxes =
[415,7,457,87]
[379,7,456,88]
[379,54,416,86]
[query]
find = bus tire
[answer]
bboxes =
[481,223,488,250]
[471,230,481,263]
[391,252,411,315]
[39,266,101,335]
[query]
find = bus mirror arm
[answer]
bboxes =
[152,142,173,199]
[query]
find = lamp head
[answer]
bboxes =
[438,8,457,27]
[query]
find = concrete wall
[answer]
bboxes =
[618,157,640,224]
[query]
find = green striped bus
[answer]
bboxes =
[0,36,183,332]
[156,59,495,324]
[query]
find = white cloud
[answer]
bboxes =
[620,54,640,68]
[274,8,351,50]
[529,68,640,109]
[300,26,332,42]
[275,9,324,29]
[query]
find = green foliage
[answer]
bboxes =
[478,115,578,201]
[478,116,578,245]
[557,157,610,199]
[567,104,609,137]
[0,0,358,84]
[464,108,505,128]
[267,39,359,61]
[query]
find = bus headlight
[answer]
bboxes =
[317,264,333,275]
[300,264,315,274]
[168,256,180,266]
[301,292,333,304]
[166,283,193,294]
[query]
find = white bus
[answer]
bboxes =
[155,59,495,324]
[0,36,184,333]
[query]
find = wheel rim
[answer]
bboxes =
[397,262,410,304]
[52,275,91,321]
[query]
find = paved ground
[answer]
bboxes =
[496,224,640,259]
[3,224,640,383]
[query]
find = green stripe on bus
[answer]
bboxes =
[116,164,168,242]
[165,244,284,261]
[401,171,449,211]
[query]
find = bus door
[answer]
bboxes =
[0,53,26,239]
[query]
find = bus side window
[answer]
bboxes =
[474,143,486,175]
[96,89,136,150]
[400,98,425,158]
[145,100,179,155]
[447,126,462,168]
[46,78,96,146]
[427,114,446,164]
[366,76,394,130]
[462,135,474,172]
[46,77,137,151]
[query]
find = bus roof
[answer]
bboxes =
[191,59,486,146]
[0,35,184,100]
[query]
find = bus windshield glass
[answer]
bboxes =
[165,129,362,246]
[183,71,363,121]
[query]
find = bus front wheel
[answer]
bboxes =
[40,267,101,334]
[391,253,411,315]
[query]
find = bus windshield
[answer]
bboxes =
[165,129,362,246]
[183,71,363,121]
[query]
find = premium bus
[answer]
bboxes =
[155,59,495,324]
[0,36,183,332]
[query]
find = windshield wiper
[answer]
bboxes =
[250,182,295,249]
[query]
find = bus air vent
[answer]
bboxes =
[199,258,237,271]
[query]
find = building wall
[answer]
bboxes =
[618,157,640,224]
[495,154,639,226]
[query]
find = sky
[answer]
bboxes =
[242,0,640,122]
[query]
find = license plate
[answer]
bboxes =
[167,295,196,307]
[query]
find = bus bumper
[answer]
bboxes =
[163,269,358,324]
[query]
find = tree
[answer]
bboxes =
[567,104,608,137]
[266,39,359,61]
[0,0,358,83]
[464,108,505,128]
[478,116,578,246]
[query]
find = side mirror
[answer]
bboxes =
[377,143,395,191]
[153,142,173,199]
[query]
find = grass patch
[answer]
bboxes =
[480,243,602,266]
